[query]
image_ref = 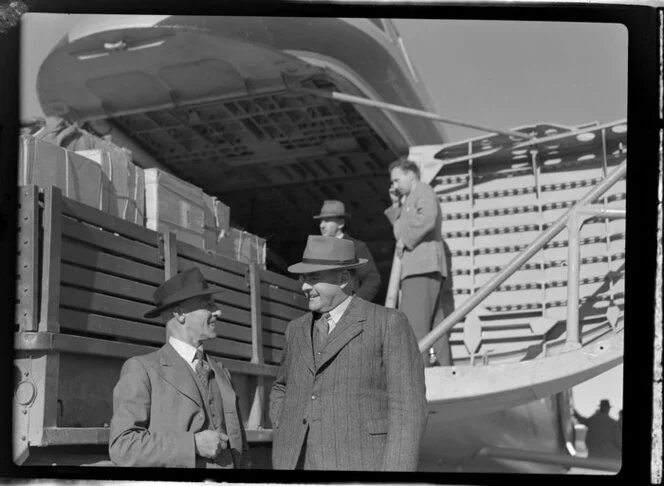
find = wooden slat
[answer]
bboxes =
[60,195,158,247]
[260,268,303,293]
[62,217,162,266]
[164,232,178,279]
[176,238,247,276]
[180,258,304,321]
[39,186,63,332]
[61,286,155,323]
[60,263,156,304]
[41,427,273,446]
[249,264,264,364]
[15,332,279,376]
[218,302,289,334]
[179,257,249,297]
[59,309,284,358]
[260,282,308,311]
[16,186,40,331]
[61,239,164,286]
[55,332,281,368]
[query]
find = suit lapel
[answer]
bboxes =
[158,343,204,409]
[208,357,243,451]
[294,314,315,374]
[209,357,236,410]
[317,297,366,370]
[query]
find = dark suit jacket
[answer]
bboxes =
[269,297,427,471]
[384,181,448,280]
[343,234,381,302]
[109,343,250,468]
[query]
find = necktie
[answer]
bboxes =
[194,349,211,386]
[314,313,330,354]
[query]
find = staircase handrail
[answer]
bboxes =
[418,159,626,353]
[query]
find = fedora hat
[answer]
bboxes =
[144,267,223,319]
[599,399,612,409]
[313,200,351,219]
[288,235,367,274]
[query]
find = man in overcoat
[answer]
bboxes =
[269,235,427,471]
[109,267,250,468]
[573,399,622,461]
[314,200,382,302]
[384,157,451,366]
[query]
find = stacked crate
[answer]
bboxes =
[19,134,266,268]
[19,135,111,212]
[144,168,266,268]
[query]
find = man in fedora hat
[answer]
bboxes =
[573,399,622,460]
[269,236,427,471]
[109,267,250,468]
[385,157,451,366]
[314,200,381,302]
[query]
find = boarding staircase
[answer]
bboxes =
[386,119,626,418]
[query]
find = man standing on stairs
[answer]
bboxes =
[384,157,451,366]
[315,199,382,302]
[109,267,250,468]
[269,236,427,471]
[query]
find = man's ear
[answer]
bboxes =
[172,306,186,324]
[338,270,352,289]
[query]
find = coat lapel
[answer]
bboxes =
[294,314,316,374]
[209,357,243,451]
[157,343,204,410]
[317,297,366,370]
[209,357,236,411]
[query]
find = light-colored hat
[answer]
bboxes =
[288,235,367,274]
[313,200,351,219]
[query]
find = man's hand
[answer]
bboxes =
[396,239,405,258]
[194,430,229,459]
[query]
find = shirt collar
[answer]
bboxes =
[335,232,345,239]
[328,295,353,325]
[169,336,202,364]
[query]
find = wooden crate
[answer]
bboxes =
[14,186,306,458]
[19,135,110,212]
[216,227,267,268]
[77,148,145,225]
[144,168,217,250]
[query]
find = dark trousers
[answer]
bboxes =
[400,273,451,365]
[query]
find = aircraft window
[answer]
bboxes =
[368,18,385,32]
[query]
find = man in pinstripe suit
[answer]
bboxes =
[269,235,427,471]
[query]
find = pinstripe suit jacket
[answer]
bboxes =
[269,296,427,471]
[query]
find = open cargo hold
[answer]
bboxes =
[144,168,224,251]
[77,148,146,226]
[14,185,308,464]
[19,135,111,212]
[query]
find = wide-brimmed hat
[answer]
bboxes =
[288,235,367,274]
[313,200,351,219]
[144,267,223,319]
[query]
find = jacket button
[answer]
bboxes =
[302,418,307,425]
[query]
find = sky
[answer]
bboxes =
[20,14,626,418]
